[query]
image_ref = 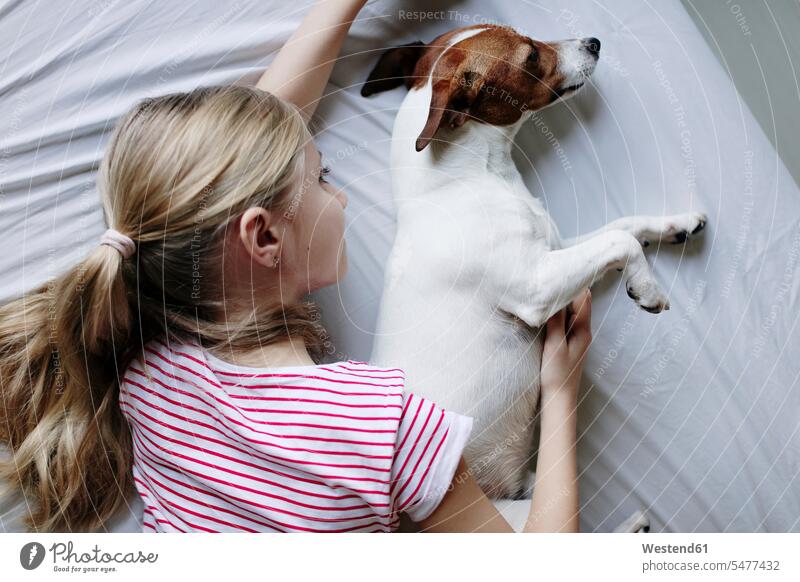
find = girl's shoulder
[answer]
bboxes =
[121,337,408,396]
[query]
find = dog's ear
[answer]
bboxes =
[361,41,425,97]
[416,71,482,152]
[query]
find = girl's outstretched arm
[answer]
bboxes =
[257,0,368,120]
[524,289,592,532]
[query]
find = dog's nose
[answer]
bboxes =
[583,37,601,56]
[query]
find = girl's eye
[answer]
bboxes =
[319,166,331,183]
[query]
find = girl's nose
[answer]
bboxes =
[337,190,348,209]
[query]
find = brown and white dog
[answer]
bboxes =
[364,25,705,531]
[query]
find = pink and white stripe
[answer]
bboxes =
[119,338,473,532]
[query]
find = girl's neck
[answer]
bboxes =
[207,336,316,369]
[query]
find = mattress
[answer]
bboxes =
[1,0,797,532]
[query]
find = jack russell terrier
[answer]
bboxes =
[362,24,706,532]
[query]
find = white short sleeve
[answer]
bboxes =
[390,391,474,523]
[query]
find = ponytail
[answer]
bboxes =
[0,242,135,531]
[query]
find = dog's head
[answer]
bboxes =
[361,25,600,151]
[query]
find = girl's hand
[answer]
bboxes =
[540,288,593,402]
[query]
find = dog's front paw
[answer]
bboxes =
[662,212,707,244]
[626,274,670,313]
[637,212,708,247]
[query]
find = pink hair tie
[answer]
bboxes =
[99,228,136,259]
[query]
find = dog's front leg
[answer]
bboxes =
[562,212,707,248]
[497,230,669,328]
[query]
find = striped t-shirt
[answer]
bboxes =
[119,338,473,532]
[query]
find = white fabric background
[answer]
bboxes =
[1,0,797,532]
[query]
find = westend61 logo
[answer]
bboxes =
[19,541,158,574]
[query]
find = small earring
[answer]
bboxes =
[273,256,280,266]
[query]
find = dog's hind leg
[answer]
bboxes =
[613,509,650,533]
[496,230,669,328]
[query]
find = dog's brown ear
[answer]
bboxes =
[415,71,481,152]
[361,41,425,97]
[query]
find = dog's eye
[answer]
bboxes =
[526,47,539,67]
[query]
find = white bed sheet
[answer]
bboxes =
[1,0,797,532]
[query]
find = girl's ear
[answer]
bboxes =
[361,41,425,97]
[238,206,281,268]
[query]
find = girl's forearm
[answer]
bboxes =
[256,0,367,120]
[523,391,580,532]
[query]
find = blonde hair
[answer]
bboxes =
[0,85,327,531]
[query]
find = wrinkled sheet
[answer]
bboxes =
[1,0,798,532]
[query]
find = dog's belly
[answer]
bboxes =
[371,282,543,498]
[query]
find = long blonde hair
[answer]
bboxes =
[0,85,327,531]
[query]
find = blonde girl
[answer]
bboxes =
[0,0,591,533]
